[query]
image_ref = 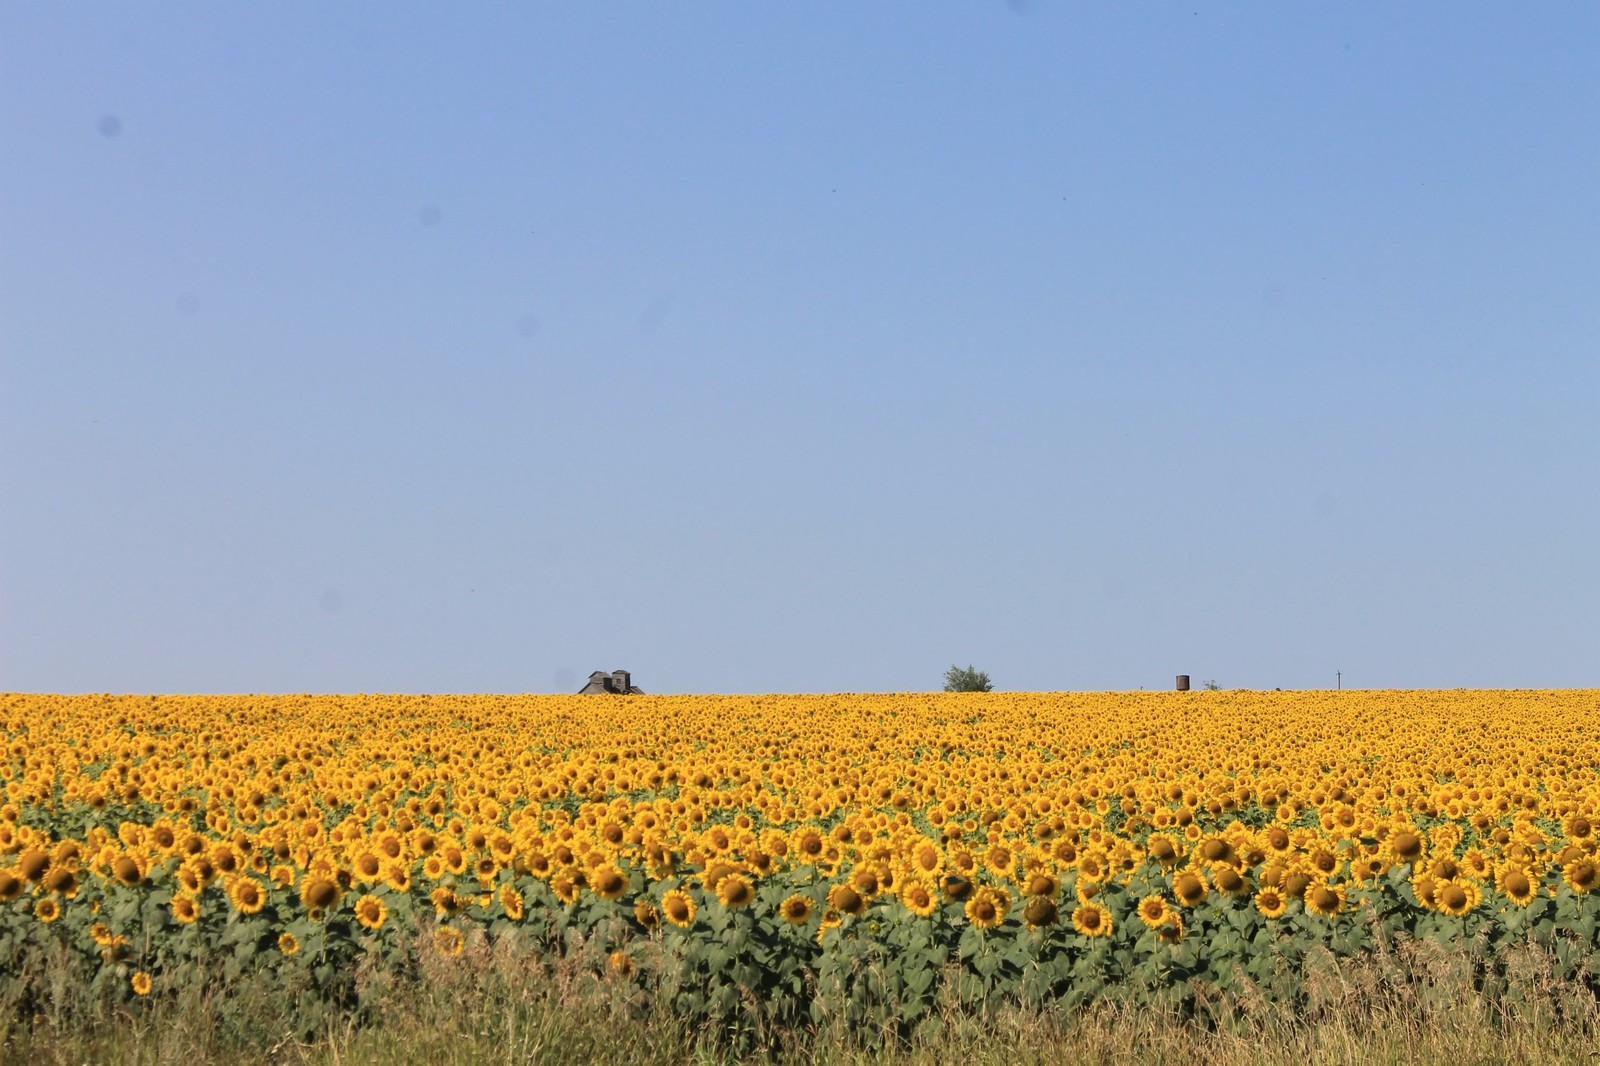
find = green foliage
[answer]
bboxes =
[942,666,993,693]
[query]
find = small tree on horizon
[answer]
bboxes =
[943,664,993,693]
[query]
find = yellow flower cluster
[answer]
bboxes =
[1,690,1597,937]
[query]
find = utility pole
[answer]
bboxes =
[1336,671,1341,690]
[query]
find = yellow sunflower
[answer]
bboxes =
[827,883,867,917]
[633,898,661,930]
[433,925,465,957]
[716,873,754,909]
[1435,878,1479,917]
[1197,834,1234,865]
[1146,832,1182,867]
[909,840,944,878]
[1386,829,1425,866]
[1136,894,1171,929]
[1254,887,1288,919]
[791,827,826,863]
[781,893,817,925]
[130,971,152,996]
[896,880,934,918]
[1070,901,1112,938]
[1173,870,1208,908]
[1022,895,1059,929]
[550,871,580,905]
[111,854,145,887]
[354,893,387,930]
[1304,881,1344,919]
[1496,864,1537,906]
[662,888,696,928]
[590,862,629,901]
[227,876,268,915]
[1562,812,1594,845]
[965,885,1010,930]
[1212,865,1250,899]
[171,894,200,924]
[1024,872,1059,898]
[300,877,341,912]
[941,874,975,902]
[848,865,880,898]
[381,861,412,893]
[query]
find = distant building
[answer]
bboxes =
[578,669,643,695]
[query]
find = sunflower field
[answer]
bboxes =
[2,690,1598,1047]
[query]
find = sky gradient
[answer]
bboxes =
[2,4,1596,695]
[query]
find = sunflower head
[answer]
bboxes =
[633,898,660,930]
[964,885,1009,930]
[1496,864,1537,906]
[848,865,880,898]
[1564,858,1597,895]
[42,866,78,897]
[1212,865,1250,898]
[899,882,936,918]
[590,863,629,901]
[354,893,387,930]
[827,884,866,917]
[228,877,267,915]
[17,848,49,883]
[111,854,145,887]
[1147,832,1181,867]
[1198,835,1234,865]
[1137,894,1171,929]
[1070,901,1112,938]
[431,886,464,916]
[911,841,943,876]
[1022,895,1059,929]
[433,925,465,957]
[1024,872,1059,898]
[300,877,341,912]
[1304,881,1345,919]
[1173,870,1208,908]
[1388,830,1425,865]
[171,894,200,924]
[780,893,817,925]
[1254,887,1288,919]
[716,873,754,909]
[941,874,974,902]
[1435,878,1479,917]
[661,888,696,928]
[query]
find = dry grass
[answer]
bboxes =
[4,936,1598,1066]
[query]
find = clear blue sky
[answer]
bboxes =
[2,4,1595,695]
